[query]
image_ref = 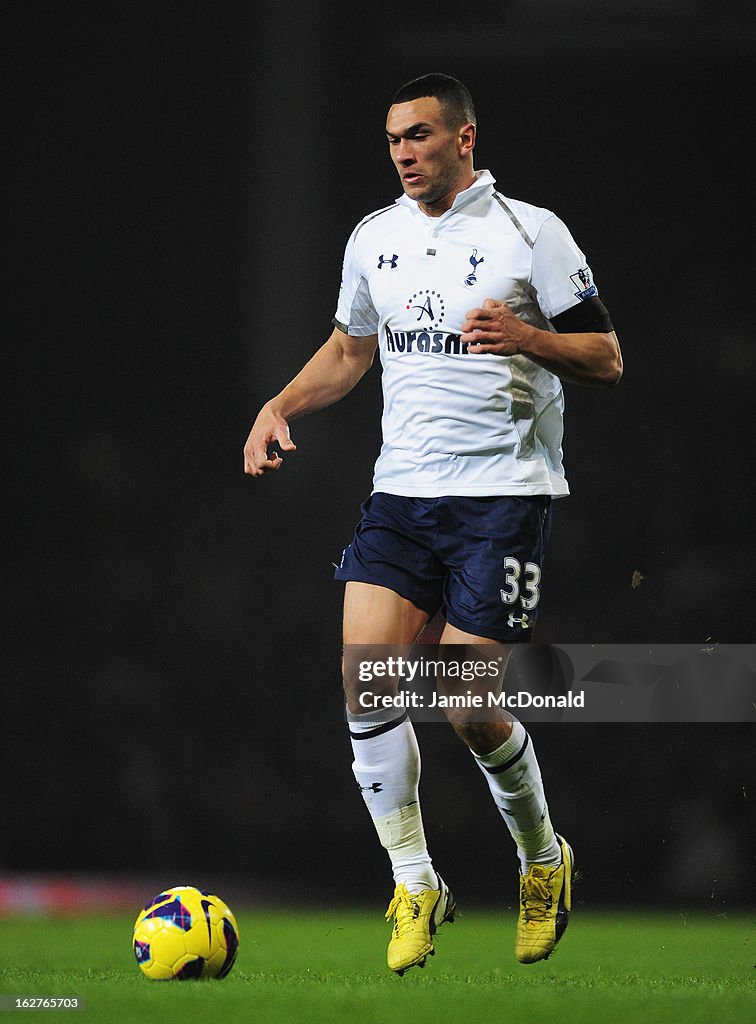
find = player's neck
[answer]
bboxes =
[418,170,477,218]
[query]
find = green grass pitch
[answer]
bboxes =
[0,909,753,1023]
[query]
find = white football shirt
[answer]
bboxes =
[334,169,602,497]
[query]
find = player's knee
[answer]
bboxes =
[446,713,512,753]
[341,657,390,716]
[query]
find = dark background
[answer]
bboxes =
[4,2,754,909]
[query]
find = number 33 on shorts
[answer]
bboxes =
[500,557,542,611]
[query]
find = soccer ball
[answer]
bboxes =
[133,885,240,980]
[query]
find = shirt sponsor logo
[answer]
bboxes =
[406,289,446,329]
[384,324,470,354]
[386,287,468,355]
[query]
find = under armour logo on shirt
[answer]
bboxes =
[378,254,398,269]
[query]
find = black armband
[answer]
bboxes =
[549,296,614,334]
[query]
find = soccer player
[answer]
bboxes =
[244,73,622,975]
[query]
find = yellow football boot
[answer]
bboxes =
[385,875,456,975]
[515,834,573,964]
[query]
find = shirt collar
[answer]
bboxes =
[396,168,496,214]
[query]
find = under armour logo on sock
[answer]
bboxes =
[357,782,383,793]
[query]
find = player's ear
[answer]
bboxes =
[458,122,476,156]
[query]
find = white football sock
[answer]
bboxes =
[472,719,561,872]
[348,706,437,894]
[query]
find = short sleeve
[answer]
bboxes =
[333,226,380,336]
[530,215,600,321]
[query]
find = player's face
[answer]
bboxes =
[385,96,475,215]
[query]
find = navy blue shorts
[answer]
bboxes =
[333,492,553,641]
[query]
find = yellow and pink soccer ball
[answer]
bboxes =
[133,885,239,980]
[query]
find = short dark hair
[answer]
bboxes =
[391,73,476,128]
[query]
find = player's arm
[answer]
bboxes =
[461,298,623,387]
[243,327,378,476]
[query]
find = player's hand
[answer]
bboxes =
[460,298,536,355]
[243,404,297,477]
